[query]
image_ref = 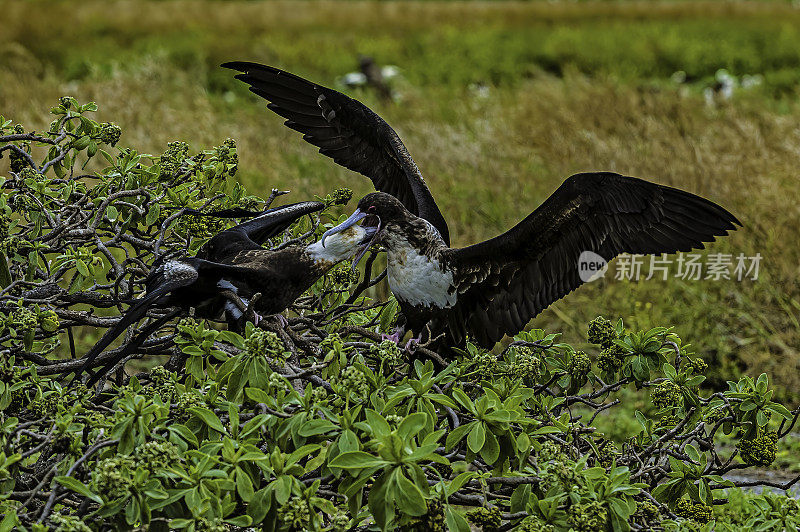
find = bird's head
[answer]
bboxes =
[321,192,414,269]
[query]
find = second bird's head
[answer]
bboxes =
[321,192,417,258]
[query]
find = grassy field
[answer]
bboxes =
[2,1,800,395]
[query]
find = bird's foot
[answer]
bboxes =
[380,331,402,344]
[243,292,263,326]
[380,325,405,345]
[404,334,423,353]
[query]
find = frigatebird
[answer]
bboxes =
[70,201,376,385]
[223,62,740,348]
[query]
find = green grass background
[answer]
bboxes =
[2,1,800,396]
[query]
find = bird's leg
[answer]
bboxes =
[244,293,263,326]
[404,333,424,353]
[380,325,405,344]
[273,314,289,329]
[218,289,247,313]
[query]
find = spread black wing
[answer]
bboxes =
[443,172,741,346]
[195,201,324,261]
[222,61,450,245]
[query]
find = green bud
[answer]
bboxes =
[587,316,617,348]
[737,428,778,466]
[651,381,683,410]
[674,498,712,523]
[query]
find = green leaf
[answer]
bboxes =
[445,422,474,451]
[397,412,428,440]
[248,487,272,524]
[298,419,339,437]
[55,476,102,503]
[480,428,500,464]
[189,407,227,434]
[365,409,392,439]
[236,468,255,502]
[329,451,390,470]
[467,422,486,454]
[394,469,428,516]
[445,506,472,532]
[245,386,272,404]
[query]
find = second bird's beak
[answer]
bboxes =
[351,224,380,272]
[322,209,367,248]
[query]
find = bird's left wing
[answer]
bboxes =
[196,201,324,261]
[442,172,740,347]
[221,61,450,245]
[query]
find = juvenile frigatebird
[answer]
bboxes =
[222,62,740,348]
[70,201,377,384]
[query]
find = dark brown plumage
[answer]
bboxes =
[327,173,740,348]
[222,62,740,349]
[70,201,375,385]
[222,61,450,245]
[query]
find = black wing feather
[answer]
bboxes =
[222,61,450,245]
[445,172,740,346]
[196,201,324,261]
[66,265,199,383]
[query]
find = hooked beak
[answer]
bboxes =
[351,221,381,273]
[321,209,367,248]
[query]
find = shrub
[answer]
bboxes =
[0,101,799,531]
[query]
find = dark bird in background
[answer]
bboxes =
[225,62,741,349]
[69,201,376,385]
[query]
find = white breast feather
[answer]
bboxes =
[387,243,456,308]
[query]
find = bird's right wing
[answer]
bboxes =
[443,172,740,347]
[222,61,450,245]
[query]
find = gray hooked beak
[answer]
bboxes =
[351,221,381,273]
[321,209,367,248]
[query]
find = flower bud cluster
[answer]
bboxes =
[278,497,311,530]
[517,517,555,532]
[29,394,59,417]
[597,344,625,373]
[330,264,360,286]
[466,507,502,530]
[371,340,404,367]
[99,122,121,146]
[471,349,498,374]
[92,456,136,499]
[335,366,370,400]
[135,441,180,471]
[245,328,284,357]
[738,428,778,466]
[567,350,591,375]
[50,513,92,532]
[684,357,708,374]
[587,316,617,347]
[171,392,205,421]
[159,141,189,180]
[651,381,683,410]
[329,187,353,206]
[509,346,542,380]
[634,500,660,522]
[674,499,713,523]
[330,508,350,531]
[567,500,608,531]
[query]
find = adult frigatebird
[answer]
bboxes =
[324,182,739,347]
[70,201,377,384]
[223,62,740,348]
